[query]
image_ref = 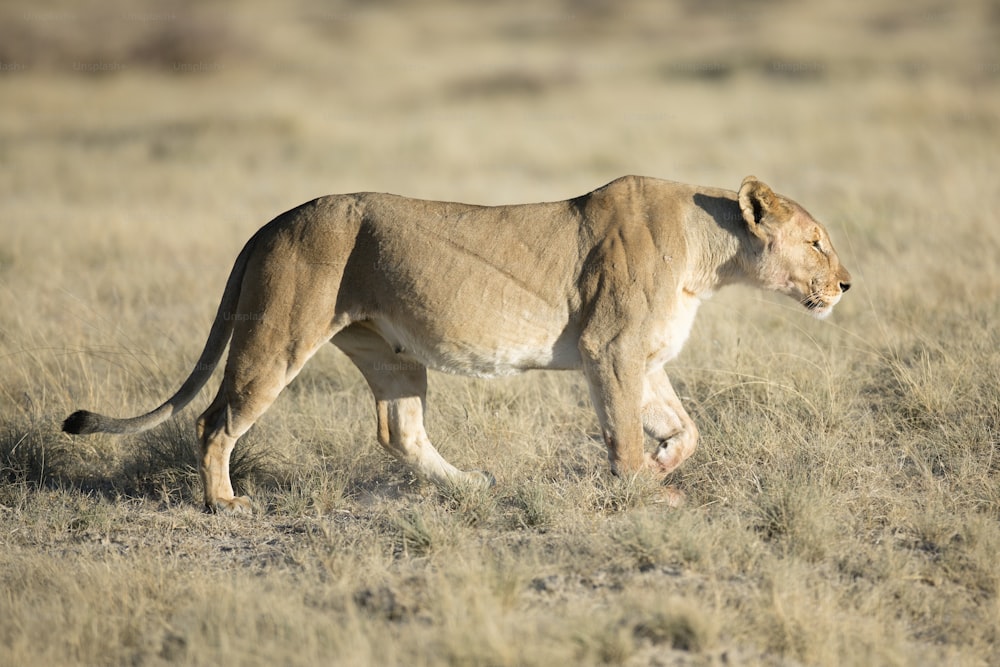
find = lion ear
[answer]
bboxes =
[738,175,787,238]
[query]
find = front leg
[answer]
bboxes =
[580,337,646,476]
[641,366,699,476]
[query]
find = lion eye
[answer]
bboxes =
[811,239,823,252]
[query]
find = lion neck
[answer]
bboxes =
[683,193,764,296]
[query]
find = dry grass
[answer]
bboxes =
[2,0,1000,664]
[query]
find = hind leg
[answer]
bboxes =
[196,384,260,513]
[196,325,334,513]
[333,326,490,488]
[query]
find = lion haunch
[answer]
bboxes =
[62,175,851,513]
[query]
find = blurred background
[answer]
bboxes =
[2,0,996,202]
[1,0,998,408]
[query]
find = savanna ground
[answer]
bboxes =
[2,1,999,665]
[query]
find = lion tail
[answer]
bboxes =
[62,238,255,436]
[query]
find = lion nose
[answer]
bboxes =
[839,281,851,293]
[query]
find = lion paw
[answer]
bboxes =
[642,451,675,479]
[646,441,686,476]
[209,495,253,515]
[450,470,495,491]
[472,470,496,488]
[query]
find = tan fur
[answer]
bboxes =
[63,175,851,512]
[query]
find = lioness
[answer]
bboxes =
[63,175,851,513]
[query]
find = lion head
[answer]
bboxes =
[738,175,852,319]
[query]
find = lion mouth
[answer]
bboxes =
[802,295,833,319]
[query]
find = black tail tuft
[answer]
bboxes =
[62,410,102,435]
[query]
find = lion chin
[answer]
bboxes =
[807,303,834,320]
[804,287,849,320]
[62,174,851,513]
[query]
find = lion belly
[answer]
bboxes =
[371,312,582,378]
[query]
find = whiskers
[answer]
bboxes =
[801,289,837,319]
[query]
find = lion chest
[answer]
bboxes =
[646,289,706,370]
